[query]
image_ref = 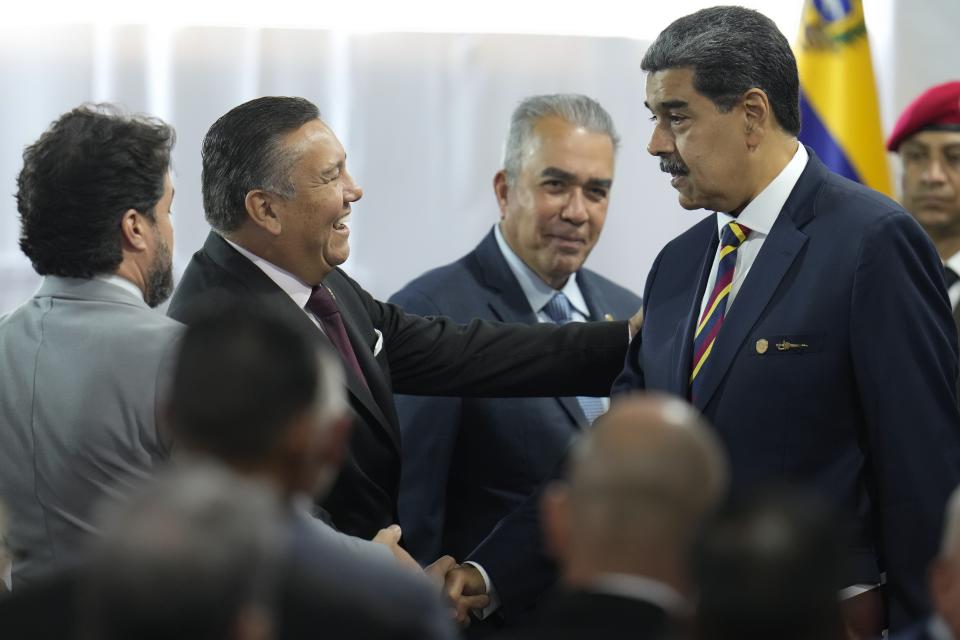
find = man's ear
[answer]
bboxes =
[741,88,771,148]
[244,190,283,236]
[541,482,572,563]
[119,209,149,252]
[493,170,510,219]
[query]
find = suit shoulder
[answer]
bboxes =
[579,268,642,306]
[389,253,478,307]
[818,172,906,225]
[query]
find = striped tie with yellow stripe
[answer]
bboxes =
[690,221,750,401]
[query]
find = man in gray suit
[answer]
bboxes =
[0,104,181,588]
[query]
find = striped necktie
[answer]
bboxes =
[690,221,751,401]
[542,292,607,424]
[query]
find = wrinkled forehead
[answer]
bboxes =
[644,68,698,110]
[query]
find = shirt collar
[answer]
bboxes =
[716,143,808,237]
[94,274,146,302]
[944,250,960,275]
[588,573,688,616]
[929,615,957,640]
[493,223,590,318]
[222,236,314,310]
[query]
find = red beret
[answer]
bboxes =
[888,81,960,151]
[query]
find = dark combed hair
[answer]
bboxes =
[641,6,800,135]
[16,104,175,278]
[168,302,320,464]
[201,96,321,232]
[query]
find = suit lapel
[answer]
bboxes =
[203,233,399,450]
[322,272,399,450]
[473,230,587,426]
[690,153,822,411]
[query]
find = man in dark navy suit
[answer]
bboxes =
[613,6,960,631]
[389,94,640,620]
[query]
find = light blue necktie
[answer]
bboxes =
[542,292,607,425]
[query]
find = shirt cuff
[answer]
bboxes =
[463,561,501,619]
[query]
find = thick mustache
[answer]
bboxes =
[660,158,689,176]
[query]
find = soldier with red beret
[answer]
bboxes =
[889,81,960,311]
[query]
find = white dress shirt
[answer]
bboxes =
[944,250,960,311]
[95,273,146,302]
[697,144,808,320]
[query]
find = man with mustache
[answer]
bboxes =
[389,94,640,624]
[613,6,960,631]
[167,97,637,559]
[0,104,182,587]
[888,82,960,328]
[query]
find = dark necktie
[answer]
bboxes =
[306,285,369,389]
[690,221,751,401]
[542,291,607,424]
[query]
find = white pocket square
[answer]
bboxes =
[373,329,384,357]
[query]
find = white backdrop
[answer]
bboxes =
[1,0,958,314]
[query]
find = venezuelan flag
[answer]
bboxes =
[795,0,892,196]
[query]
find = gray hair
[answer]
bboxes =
[83,463,285,640]
[502,94,620,184]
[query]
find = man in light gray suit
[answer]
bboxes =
[0,104,181,588]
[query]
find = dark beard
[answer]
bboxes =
[143,237,174,308]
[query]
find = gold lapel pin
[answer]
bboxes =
[603,313,615,321]
[776,340,809,351]
[755,338,769,355]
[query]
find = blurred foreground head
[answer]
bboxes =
[167,303,351,500]
[693,488,846,640]
[543,393,728,596]
[84,463,284,640]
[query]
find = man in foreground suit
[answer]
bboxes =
[613,6,960,629]
[0,105,182,588]
[496,394,727,640]
[888,82,960,326]
[391,94,640,572]
[166,305,458,639]
[168,97,636,543]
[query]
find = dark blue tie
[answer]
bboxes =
[542,292,606,424]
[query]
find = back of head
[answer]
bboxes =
[17,103,175,278]
[641,6,800,135]
[83,463,284,640]
[693,488,846,640]
[502,93,620,183]
[557,394,728,583]
[202,96,320,232]
[167,302,345,469]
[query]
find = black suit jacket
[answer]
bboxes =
[390,229,640,563]
[167,232,630,538]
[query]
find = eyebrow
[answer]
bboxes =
[541,166,613,189]
[644,99,689,112]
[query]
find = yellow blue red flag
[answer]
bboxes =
[795,0,892,196]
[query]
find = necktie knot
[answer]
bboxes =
[307,285,339,318]
[542,292,574,324]
[721,221,751,249]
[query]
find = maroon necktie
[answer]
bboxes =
[306,285,369,389]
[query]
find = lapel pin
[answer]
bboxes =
[776,340,809,352]
[603,313,615,321]
[755,338,769,355]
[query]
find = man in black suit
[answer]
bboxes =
[494,394,728,640]
[390,94,640,579]
[167,97,636,548]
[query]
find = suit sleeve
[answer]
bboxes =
[388,287,462,564]
[849,211,960,627]
[340,271,629,398]
[611,247,666,397]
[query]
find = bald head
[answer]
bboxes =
[544,393,729,590]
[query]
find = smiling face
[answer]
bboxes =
[645,68,754,214]
[900,130,960,244]
[497,116,614,289]
[269,119,363,284]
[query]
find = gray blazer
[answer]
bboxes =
[0,277,183,587]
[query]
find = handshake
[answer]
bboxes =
[374,524,491,625]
